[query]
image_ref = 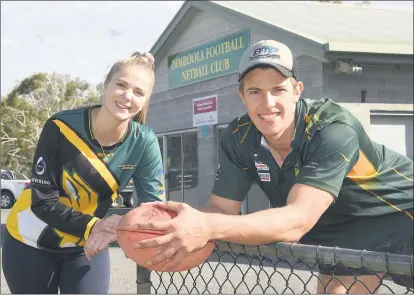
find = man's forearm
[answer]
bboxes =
[204,205,307,245]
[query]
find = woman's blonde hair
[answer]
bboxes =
[104,52,155,124]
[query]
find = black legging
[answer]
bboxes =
[2,229,110,294]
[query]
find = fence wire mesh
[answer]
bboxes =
[136,241,414,294]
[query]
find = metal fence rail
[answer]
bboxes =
[135,241,414,294]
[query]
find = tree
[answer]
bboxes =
[1,72,102,176]
[1,104,40,175]
[13,73,100,119]
[316,0,342,3]
[315,0,371,4]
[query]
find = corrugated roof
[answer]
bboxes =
[210,1,413,54]
[150,1,413,57]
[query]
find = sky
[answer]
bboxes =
[1,1,413,96]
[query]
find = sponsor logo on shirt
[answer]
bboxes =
[31,177,51,185]
[35,157,46,175]
[304,162,318,169]
[254,153,269,171]
[255,162,269,171]
[118,164,137,170]
[253,154,271,181]
[258,172,271,182]
[254,154,269,171]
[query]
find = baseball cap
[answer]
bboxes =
[238,40,298,82]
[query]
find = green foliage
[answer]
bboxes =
[1,73,103,176]
[315,1,371,4]
[16,73,48,95]
[316,0,342,3]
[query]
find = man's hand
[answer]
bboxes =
[91,214,123,235]
[84,231,117,261]
[134,201,212,270]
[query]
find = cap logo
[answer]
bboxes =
[250,46,280,61]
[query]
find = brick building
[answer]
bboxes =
[146,1,413,212]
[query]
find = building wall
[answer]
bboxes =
[296,55,324,99]
[322,63,413,104]
[148,7,327,130]
[147,7,413,211]
[147,8,327,209]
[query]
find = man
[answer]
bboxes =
[135,40,413,294]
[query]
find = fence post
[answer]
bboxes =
[136,265,151,294]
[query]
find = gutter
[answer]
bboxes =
[324,42,413,55]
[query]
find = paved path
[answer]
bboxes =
[1,247,138,294]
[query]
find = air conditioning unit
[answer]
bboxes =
[334,60,362,75]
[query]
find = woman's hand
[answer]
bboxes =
[91,214,123,235]
[85,214,122,261]
[84,230,118,261]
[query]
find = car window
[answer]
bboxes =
[1,172,13,180]
[15,172,29,180]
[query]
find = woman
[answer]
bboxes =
[2,52,165,294]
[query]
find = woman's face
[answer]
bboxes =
[103,65,154,122]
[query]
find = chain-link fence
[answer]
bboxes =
[134,241,414,294]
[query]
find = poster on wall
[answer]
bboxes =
[193,95,217,127]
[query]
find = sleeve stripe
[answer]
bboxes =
[84,217,100,240]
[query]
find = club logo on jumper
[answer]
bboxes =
[292,161,300,178]
[35,157,46,175]
[250,46,280,61]
[258,172,271,182]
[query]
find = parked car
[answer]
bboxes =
[1,169,30,209]
[0,169,136,209]
[111,179,136,208]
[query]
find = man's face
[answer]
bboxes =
[239,67,303,140]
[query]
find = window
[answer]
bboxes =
[370,112,413,160]
[157,131,199,206]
